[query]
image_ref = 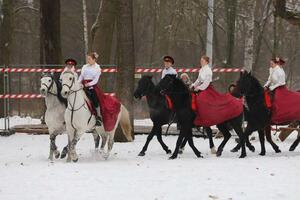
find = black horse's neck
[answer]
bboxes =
[167,78,191,110]
[144,80,165,108]
[244,76,267,111]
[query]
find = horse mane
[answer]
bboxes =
[53,76,68,107]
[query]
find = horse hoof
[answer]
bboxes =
[247,146,255,152]
[166,149,172,154]
[289,146,296,151]
[60,153,67,159]
[196,153,203,158]
[178,149,183,154]
[239,154,247,158]
[55,152,60,159]
[259,152,266,156]
[169,155,177,160]
[210,147,217,154]
[72,158,78,163]
[275,149,281,153]
[216,150,222,157]
[138,151,145,156]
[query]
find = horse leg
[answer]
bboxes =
[60,145,69,159]
[186,130,202,158]
[234,124,247,158]
[156,126,172,154]
[169,131,185,159]
[92,130,100,150]
[69,130,85,162]
[265,125,281,153]
[289,135,300,151]
[205,127,216,154]
[48,130,60,161]
[179,137,188,154]
[99,133,108,154]
[103,133,114,160]
[216,124,231,157]
[230,131,254,153]
[258,129,266,156]
[138,125,156,156]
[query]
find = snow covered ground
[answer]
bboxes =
[1,131,300,200]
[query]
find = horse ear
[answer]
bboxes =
[50,72,54,76]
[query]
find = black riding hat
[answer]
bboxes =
[65,58,77,66]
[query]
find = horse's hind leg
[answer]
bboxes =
[179,137,188,154]
[138,125,156,156]
[216,124,231,157]
[258,129,266,156]
[104,133,114,160]
[265,125,281,153]
[205,127,216,154]
[169,132,185,159]
[99,133,108,154]
[92,131,100,149]
[289,135,300,151]
[156,126,172,154]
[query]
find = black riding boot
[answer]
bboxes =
[95,106,102,126]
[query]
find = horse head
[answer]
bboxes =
[134,75,154,99]
[236,70,262,96]
[157,74,178,95]
[61,69,79,98]
[40,72,55,97]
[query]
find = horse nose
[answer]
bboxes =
[41,89,45,92]
[64,91,68,95]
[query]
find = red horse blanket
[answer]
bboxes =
[271,86,300,124]
[83,81,121,132]
[194,85,243,126]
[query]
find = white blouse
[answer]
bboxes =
[78,63,101,87]
[192,64,212,91]
[161,67,177,79]
[264,65,286,91]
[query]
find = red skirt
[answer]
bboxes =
[194,85,243,126]
[271,86,300,124]
[83,80,121,132]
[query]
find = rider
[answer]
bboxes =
[63,58,76,73]
[161,56,177,79]
[180,73,192,87]
[264,57,286,97]
[190,55,212,91]
[78,52,102,126]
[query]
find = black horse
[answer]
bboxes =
[134,76,173,156]
[233,71,281,155]
[158,75,247,158]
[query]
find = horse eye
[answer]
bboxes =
[69,77,72,81]
[49,80,51,82]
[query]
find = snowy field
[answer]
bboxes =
[1,117,300,200]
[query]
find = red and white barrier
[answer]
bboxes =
[0,67,243,73]
[0,93,116,99]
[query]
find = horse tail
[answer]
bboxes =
[119,104,133,142]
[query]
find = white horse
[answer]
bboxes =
[60,70,133,162]
[40,73,100,161]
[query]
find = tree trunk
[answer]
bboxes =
[274,0,300,27]
[82,0,89,55]
[0,0,13,117]
[243,0,256,71]
[40,0,62,65]
[224,0,237,66]
[91,0,118,64]
[114,0,135,142]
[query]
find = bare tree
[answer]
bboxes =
[115,0,135,142]
[91,0,118,64]
[274,0,300,27]
[243,0,256,71]
[40,0,62,65]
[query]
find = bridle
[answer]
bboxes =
[41,74,57,96]
[61,70,91,128]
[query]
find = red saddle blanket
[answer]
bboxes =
[83,81,121,132]
[271,86,300,124]
[194,85,243,127]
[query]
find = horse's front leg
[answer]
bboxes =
[216,124,231,157]
[48,130,60,161]
[69,130,85,162]
[156,126,172,154]
[138,125,156,156]
[169,131,185,159]
[92,130,100,150]
[205,127,216,154]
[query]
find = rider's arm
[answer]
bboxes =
[269,69,286,91]
[87,67,101,87]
